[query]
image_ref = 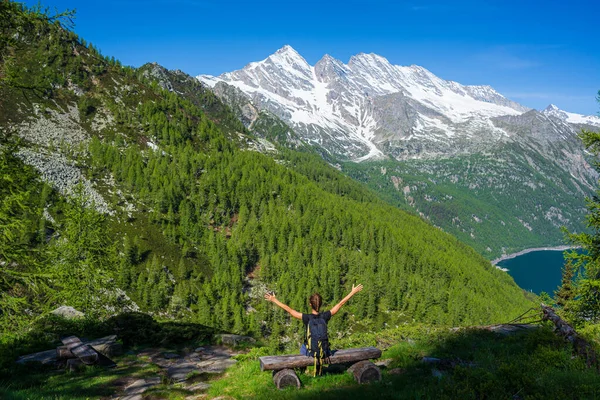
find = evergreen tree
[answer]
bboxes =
[563,92,600,323]
[50,185,120,317]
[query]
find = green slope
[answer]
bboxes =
[341,142,593,259]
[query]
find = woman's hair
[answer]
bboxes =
[309,293,322,312]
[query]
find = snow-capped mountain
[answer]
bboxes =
[541,104,600,127]
[199,45,532,160]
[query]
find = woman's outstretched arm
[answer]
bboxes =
[264,292,303,319]
[330,284,363,316]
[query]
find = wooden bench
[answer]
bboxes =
[259,347,382,389]
[60,335,117,371]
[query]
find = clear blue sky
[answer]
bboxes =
[25,0,600,115]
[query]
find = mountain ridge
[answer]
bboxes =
[199,45,533,161]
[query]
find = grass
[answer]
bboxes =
[0,361,161,400]
[207,325,600,400]
[2,320,600,399]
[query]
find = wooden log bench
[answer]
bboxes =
[60,336,117,370]
[259,347,382,389]
[16,335,119,370]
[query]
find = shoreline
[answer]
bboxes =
[491,245,577,266]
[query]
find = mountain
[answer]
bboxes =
[199,45,531,161]
[541,103,600,127]
[0,1,534,345]
[198,46,598,258]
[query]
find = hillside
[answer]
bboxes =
[199,46,598,259]
[0,0,537,364]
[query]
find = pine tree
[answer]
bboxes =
[563,93,600,323]
[554,259,576,312]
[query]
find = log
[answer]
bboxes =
[92,341,123,358]
[348,360,381,384]
[541,305,598,368]
[260,347,381,371]
[17,335,118,365]
[61,336,99,365]
[56,345,75,360]
[273,368,301,390]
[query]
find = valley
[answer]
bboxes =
[1,1,600,399]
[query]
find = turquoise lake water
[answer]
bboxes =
[496,250,570,295]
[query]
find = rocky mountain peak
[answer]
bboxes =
[314,54,348,83]
[541,104,600,127]
[197,47,581,161]
[266,45,311,76]
[140,62,174,92]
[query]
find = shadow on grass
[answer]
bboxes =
[216,326,600,400]
[0,312,217,399]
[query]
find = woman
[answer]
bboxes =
[264,284,364,356]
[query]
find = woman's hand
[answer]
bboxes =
[264,291,276,302]
[351,284,363,294]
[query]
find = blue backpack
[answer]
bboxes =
[305,314,331,375]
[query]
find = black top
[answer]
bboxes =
[302,310,332,326]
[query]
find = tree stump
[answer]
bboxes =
[348,360,381,384]
[273,368,301,389]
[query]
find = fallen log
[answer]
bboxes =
[541,305,597,368]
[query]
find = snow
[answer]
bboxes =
[197,45,530,161]
[542,104,600,127]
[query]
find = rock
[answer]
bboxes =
[121,377,161,399]
[167,362,198,382]
[16,348,58,365]
[186,382,211,391]
[204,358,237,373]
[163,352,181,359]
[215,334,255,346]
[421,357,441,363]
[374,358,393,368]
[92,341,123,358]
[388,368,405,375]
[195,347,205,353]
[51,306,84,319]
[185,353,203,363]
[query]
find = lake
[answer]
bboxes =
[496,249,572,295]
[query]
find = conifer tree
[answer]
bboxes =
[562,92,600,323]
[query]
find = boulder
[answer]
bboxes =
[215,334,255,346]
[51,306,84,319]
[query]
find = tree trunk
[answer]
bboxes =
[273,368,301,389]
[541,305,598,368]
[348,360,381,384]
